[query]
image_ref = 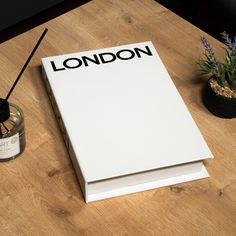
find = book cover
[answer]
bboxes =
[41,41,213,202]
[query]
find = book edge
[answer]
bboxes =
[86,162,209,202]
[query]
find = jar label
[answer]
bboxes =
[0,133,20,159]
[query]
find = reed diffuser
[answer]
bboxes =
[0,28,48,161]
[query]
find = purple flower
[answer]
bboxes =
[221,31,236,53]
[200,36,218,64]
[200,36,212,53]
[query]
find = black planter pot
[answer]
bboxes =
[202,81,236,118]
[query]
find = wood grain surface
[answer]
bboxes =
[0,0,235,235]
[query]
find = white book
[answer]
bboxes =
[41,41,213,202]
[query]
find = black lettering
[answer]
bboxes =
[82,54,100,66]
[50,61,65,72]
[99,52,116,64]
[116,49,135,60]
[134,46,153,58]
[50,45,153,72]
[63,58,82,69]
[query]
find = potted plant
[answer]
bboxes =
[198,31,236,118]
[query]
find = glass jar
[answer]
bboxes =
[0,103,26,161]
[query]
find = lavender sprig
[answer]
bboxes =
[221,31,236,53]
[200,36,218,62]
[199,36,221,79]
[200,36,219,67]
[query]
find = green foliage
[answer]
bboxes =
[198,33,236,90]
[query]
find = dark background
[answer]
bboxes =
[0,0,89,43]
[156,0,236,41]
[0,0,64,31]
[0,0,235,43]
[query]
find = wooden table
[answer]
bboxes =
[0,0,235,235]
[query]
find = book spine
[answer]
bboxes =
[41,65,87,201]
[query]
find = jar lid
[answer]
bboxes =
[0,98,10,122]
